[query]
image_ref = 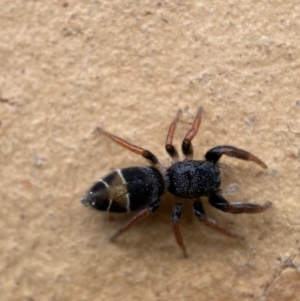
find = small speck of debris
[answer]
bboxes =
[0,92,14,105]
[270,169,278,177]
[287,152,298,159]
[61,27,73,37]
[219,183,240,196]
[33,153,46,167]
[63,2,68,7]
[244,115,257,130]
[296,101,300,108]
[161,15,168,23]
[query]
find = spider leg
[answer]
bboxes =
[193,198,244,240]
[172,202,188,258]
[95,127,162,169]
[110,199,160,241]
[182,107,203,159]
[209,194,272,214]
[165,109,182,162]
[205,145,267,169]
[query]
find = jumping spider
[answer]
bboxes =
[81,107,271,257]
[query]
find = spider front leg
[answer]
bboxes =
[205,145,267,169]
[182,107,203,159]
[165,109,182,162]
[172,202,188,258]
[110,199,161,241]
[209,194,272,214]
[193,199,244,240]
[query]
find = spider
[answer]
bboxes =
[81,107,271,257]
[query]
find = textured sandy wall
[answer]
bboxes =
[1,1,300,300]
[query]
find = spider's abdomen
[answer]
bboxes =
[165,160,221,198]
[81,166,164,212]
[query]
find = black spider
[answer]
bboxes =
[81,107,271,257]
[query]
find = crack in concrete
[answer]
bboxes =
[261,254,299,299]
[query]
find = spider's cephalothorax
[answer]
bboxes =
[81,107,271,257]
[165,160,221,198]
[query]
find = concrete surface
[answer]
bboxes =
[1,1,300,300]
